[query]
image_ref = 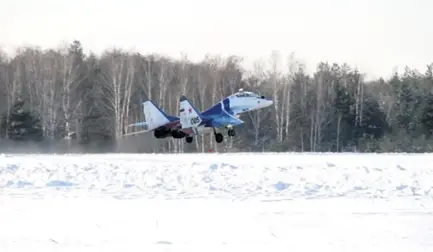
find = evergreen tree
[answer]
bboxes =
[359,96,388,140]
[420,93,433,138]
[332,80,355,151]
[1,100,43,141]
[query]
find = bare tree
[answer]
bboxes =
[268,51,284,143]
[99,50,135,138]
[283,52,298,141]
[58,42,88,141]
[157,57,175,111]
[40,49,61,139]
[140,54,155,101]
[0,50,10,140]
[246,60,268,146]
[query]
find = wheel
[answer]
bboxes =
[185,136,193,143]
[215,133,223,143]
[227,129,236,137]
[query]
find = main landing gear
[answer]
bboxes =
[185,136,193,143]
[184,127,236,144]
[213,127,236,144]
[214,132,223,143]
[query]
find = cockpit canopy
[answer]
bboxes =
[235,91,256,97]
[233,88,265,99]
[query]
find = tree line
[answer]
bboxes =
[0,41,432,153]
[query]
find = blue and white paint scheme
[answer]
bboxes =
[127,89,273,143]
[200,89,273,124]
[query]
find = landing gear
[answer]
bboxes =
[212,127,235,143]
[227,129,236,137]
[214,132,224,143]
[171,129,186,139]
[183,127,233,144]
[212,128,224,143]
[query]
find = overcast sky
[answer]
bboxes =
[1,0,432,80]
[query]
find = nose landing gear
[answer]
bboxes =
[214,127,236,143]
[227,128,236,137]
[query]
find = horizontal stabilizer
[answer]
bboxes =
[123,129,152,136]
[128,121,150,129]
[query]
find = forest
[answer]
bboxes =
[0,40,432,153]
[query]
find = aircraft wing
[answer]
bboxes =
[207,112,244,128]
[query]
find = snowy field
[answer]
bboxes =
[1,152,433,251]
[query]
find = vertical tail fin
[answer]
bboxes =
[179,95,203,128]
[130,100,174,130]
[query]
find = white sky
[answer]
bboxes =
[0,0,432,80]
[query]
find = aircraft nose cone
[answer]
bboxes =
[257,97,273,108]
[265,98,273,106]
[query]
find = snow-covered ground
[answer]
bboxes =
[1,152,433,251]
